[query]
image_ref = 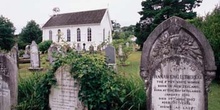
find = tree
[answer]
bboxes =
[18,20,42,49]
[0,15,15,51]
[135,0,202,50]
[190,5,220,79]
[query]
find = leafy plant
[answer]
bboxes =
[38,40,52,53]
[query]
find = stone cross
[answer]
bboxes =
[140,16,216,110]
[0,54,18,110]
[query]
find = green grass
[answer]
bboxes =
[118,51,220,110]
[18,54,50,78]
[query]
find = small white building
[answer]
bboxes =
[42,9,113,50]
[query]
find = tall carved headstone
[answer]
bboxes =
[140,16,216,110]
[29,41,42,70]
[9,45,19,68]
[49,66,86,110]
[0,54,18,110]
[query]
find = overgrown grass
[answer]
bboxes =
[117,51,146,109]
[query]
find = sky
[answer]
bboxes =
[0,0,219,34]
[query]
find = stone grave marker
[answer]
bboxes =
[126,42,129,47]
[105,45,116,64]
[9,45,19,68]
[89,45,94,54]
[48,44,59,64]
[0,54,18,110]
[22,45,30,59]
[49,65,86,110]
[76,43,82,51]
[118,44,123,56]
[83,43,86,51]
[105,45,117,70]
[140,16,216,110]
[29,41,42,70]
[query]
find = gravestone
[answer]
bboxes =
[105,45,117,70]
[126,42,129,47]
[49,65,86,110]
[29,41,43,70]
[0,54,18,110]
[22,45,30,59]
[118,44,123,56]
[89,45,94,54]
[76,43,82,51]
[9,45,19,68]
[140,16,216,110]
[83,43,86,51]
[48,44,59,64]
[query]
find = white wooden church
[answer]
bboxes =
[42,9,113,50]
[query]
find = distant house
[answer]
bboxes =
[42,9,113,50]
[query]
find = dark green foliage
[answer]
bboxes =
[38,40,53,53]
[18,20,42,49]
[135,0,202,50]
[0,15,15,51]
[189,5,220,79]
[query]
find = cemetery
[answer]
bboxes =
[1,1,220,110]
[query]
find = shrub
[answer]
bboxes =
[38,40,52,53]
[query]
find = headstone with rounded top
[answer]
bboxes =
[140,16,216,110]
[29,41,43,71]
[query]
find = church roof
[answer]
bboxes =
[43,9,107,28]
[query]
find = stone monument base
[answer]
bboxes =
[28,67,43,71]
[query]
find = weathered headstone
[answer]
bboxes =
[49,65,86,110]
[118,44,123,56]
[89,45,94,54]
[105,45,117,70]
[22,45,30,59]
[126,42,129,47]
[140,16,216,110]
[0,54,18,110]
[48,44,59,64]
[29,41,42,70]
[76,43,81,51]
[9,45,19,68]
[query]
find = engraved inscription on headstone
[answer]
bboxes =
[49,66,86,110]
[0,54,18,110]
[140,16,216,110]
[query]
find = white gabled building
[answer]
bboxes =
[42,9,113,50]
